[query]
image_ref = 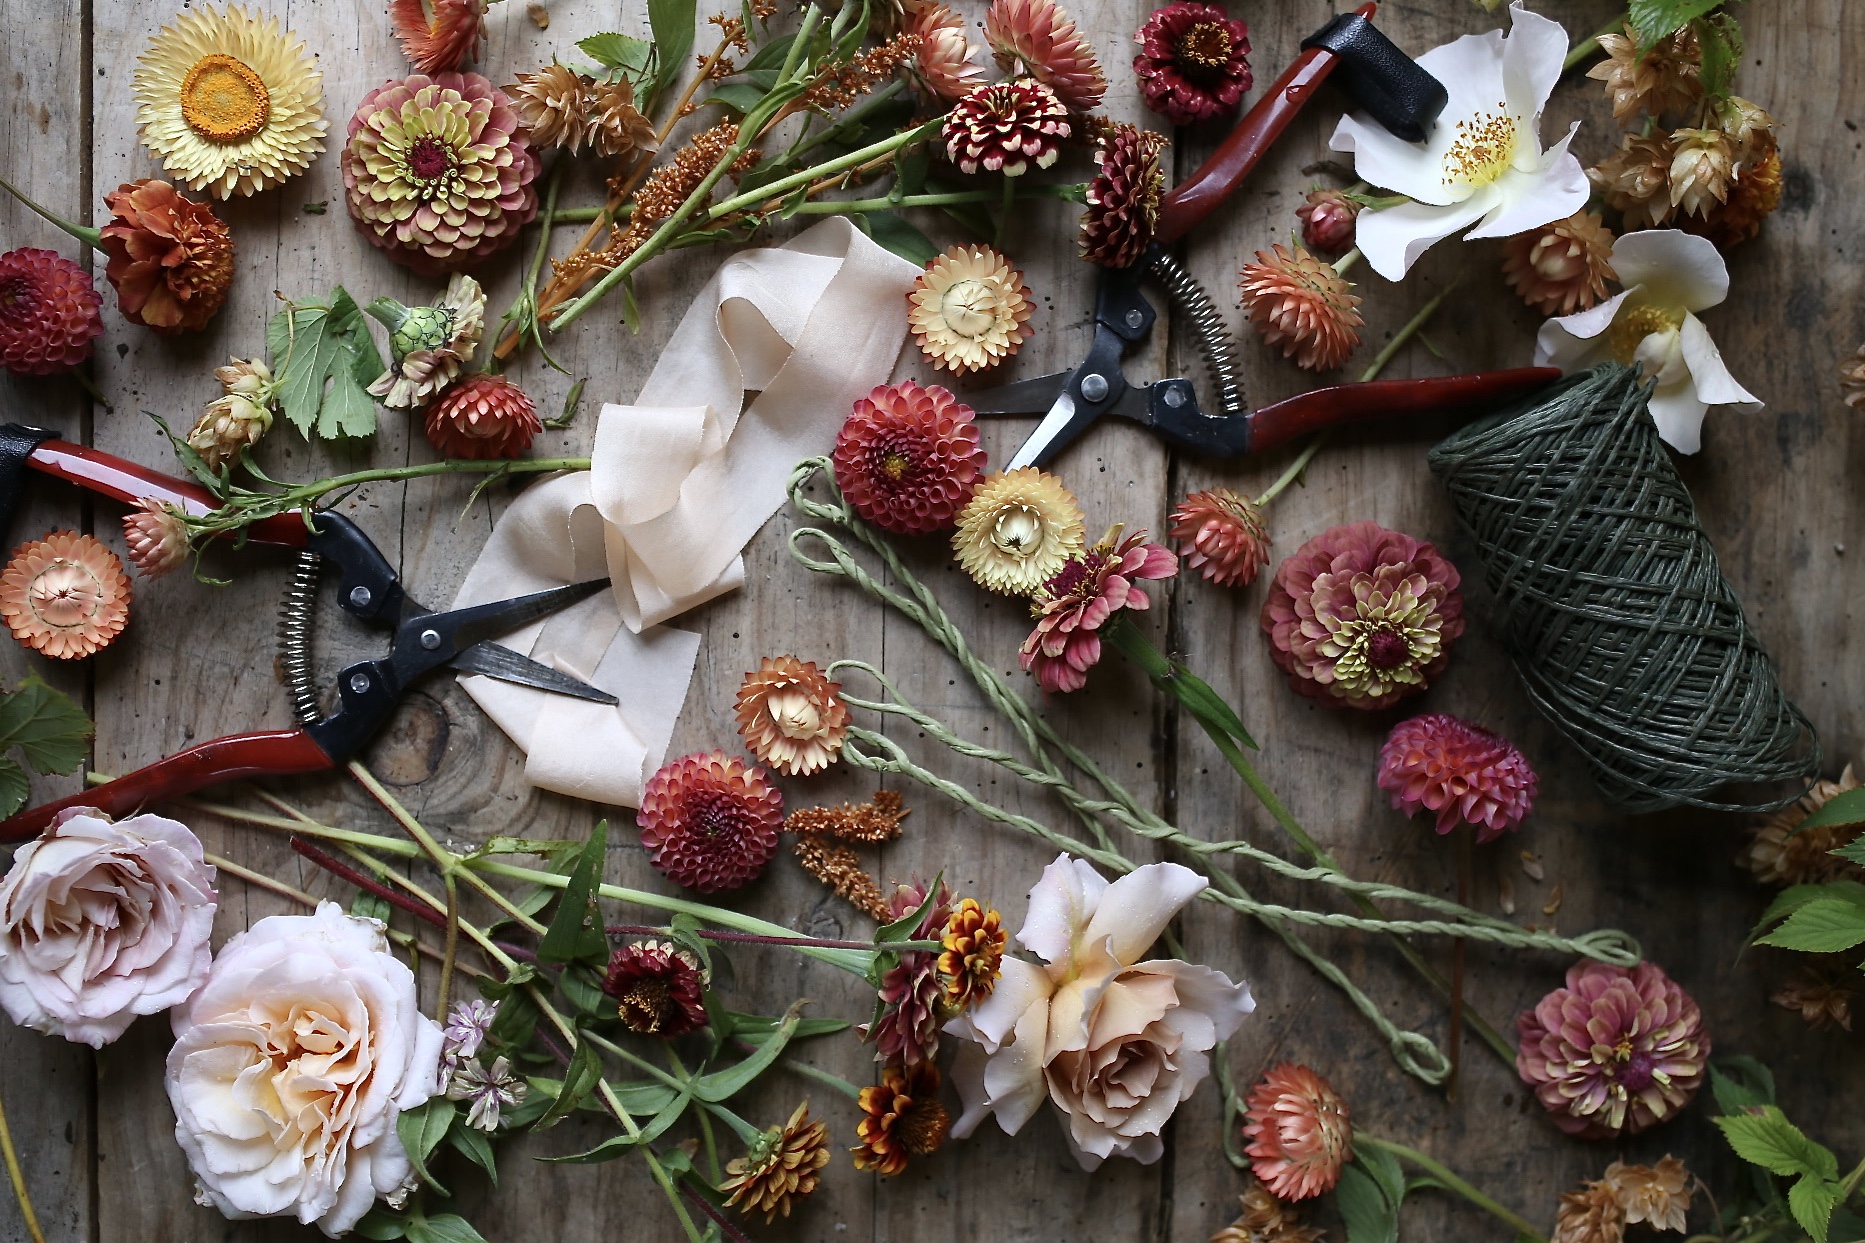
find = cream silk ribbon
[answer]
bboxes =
[453,218,920,808]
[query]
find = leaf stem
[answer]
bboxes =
[786,185,1084,214]
[0,170,100,250]
[700,118,942,226]
[1564,15,1625,72]
[1355,1133,1547,1242]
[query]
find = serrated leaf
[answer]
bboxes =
[1694,11,1744,99]
[1716,1106,1839,1180]
[647,0,696,105]
[1627,0,1725,51]
[1794,788,1865,836]
[1337,1163,1400,1243]
[445,1125,498,1187]
[1758,882,1865,930]
[396,1098,457,1194]
[580,32,655,79]
[405,1214,489,1243]
[1790,1175,1841,1243]
[1756,899,1865,954]
[1357,1144,1407,1210]
[0,759,27,821]
[1711,1056,1777,1113]
[267,287,382,441]
[0,675,92,775]
[538,820,609,965]
[534,1034,602,1130]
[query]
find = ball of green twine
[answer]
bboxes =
[1427,363,1819,814]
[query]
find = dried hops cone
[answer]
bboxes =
[1169,486,1269,588]
[832,380,988,534]
[1502,211,1616,317]
[1239,243,1362,372]
[1588,25,1700,124]
[900,0,984,104]
[1742,763,1865,887]
[1668,127,1737,220]
[507,65,656,160]
[984,0,1106,113]
[0,533,131,660]
[1132,1,1252,127]
[907,245,1034,375]
[734,655,849,776]
[342,71,540,275]
[422,374,541,460]
[722,1103,831,1223]
[1684,136,1783,250]
[0,249,103,376]
[638,750,784,893]
[390,0,489,75]
[100,179,235,334]
[1079,123,1166,269]
[187,357,275,471]
[942,79,1071,176]
[1589,132,1677,230]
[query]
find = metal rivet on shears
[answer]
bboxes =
[349,585,372,608]
[349,671,372,694]
[1124,309,1144,329]
[1080,373,1109,402]
[1163,385,1186,409]
[419,629,442,650]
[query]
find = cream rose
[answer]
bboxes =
[166,902,444,1236]
[0,807,216,1047]
[947,856,1255,1169]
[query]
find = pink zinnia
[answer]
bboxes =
[862,880,953,1068]
[637,751,784,894]
[1516,961,1709,1139]
[1377,713,1538,842]
[832,381,988,535]
[1020,529,1178,694]
[1260,520,1463,710]
[1241,1062,1352,1202]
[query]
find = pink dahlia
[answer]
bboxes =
[1133,1,1252,127]
[0,248,103,375]
[1020,529,1178,694]
[1241,1063,1352,1202]
[1377,713,1538,843]
[1169,486,1269,588]
[832,381,988,535]
[638,751,784,894]
[1517,961,1709,1140]
[1260,521,1463,710]
[862,880,953,1068]
[603,939,709,1036]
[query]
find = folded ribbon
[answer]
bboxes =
[454,217,919,807]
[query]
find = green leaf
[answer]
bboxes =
[1790,1175,1841,1243]
[1627,0,1724,50]
[703,82,767,115]
[1711,1056,1777,1113]
[1795,788,1865,836]
[0,675,92,775]
[405,1213,490,1243]
[445,1125,498,1187]
[537,820,609,965]
[534,1034,602,1130]
[1715,1106,1839,1181]
[865,212,938,266]
[1834,838,1865,867]
[351,891,394,923]
[1336,1163,1400,1243]
[355,1207,409,1240]
[0,759,27,821]
[876,878,942,945]
[558,962,611,1018]
[542,1081,694,1163]
[266,287,382,441]
[742,33,796,72]
[1357,1145,1407,1210]
[691,1005,803,1102]
[580,32,655,78]
[724,1010,849,1040]
[647,0,696,105]
[1758,882,1865,930]
[1694,11,1744,99]
[1756,899,1865,954]
[396,1098,457,1194]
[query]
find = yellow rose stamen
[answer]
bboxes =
[1442,104,1519,189]
[180,53,272,143]
[1608,302,1687,363]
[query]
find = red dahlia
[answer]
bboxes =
[0,248,103,376]
[1377,713,1538,842]
[1079,123,1167,269]
[423,373,541,459]
[943,80,1071,176]
[1133,2,1252,127]
[832,381,988,535]
[603,939,709,1036]
[638,751,784,894]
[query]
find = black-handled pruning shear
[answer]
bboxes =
[0,424,617,840]
[969,5,1559,468]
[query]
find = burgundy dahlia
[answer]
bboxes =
[1261,521,1463,710]
[942,79,1071,176]
[832,381,988,535]
[603,939,709,1036]
[1133,1,1252,127]
[1377,713,1538,843]
[1169,486,1269,588]
[863,880,953,1068]
[423,373,541,460]
[638,751,784,894]
[0,248,103,376]
[1020,529,1178,694]
[1079,123,1167,269]
[1296,188,1359,256]
[1516,961,1709,1140]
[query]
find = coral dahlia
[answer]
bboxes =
[1241,1062,1352,1202]
[734,655,849,776]
[1239,243,1363,372]
[423,374,541,460]
[1169,486,1269,588]
[390,0,489,75]
[952,467,1085,595]
[603,940,708,1036]
[342,72,540,275]
[1133,1,1252,127]
[942,79,1070,177]
[1080,123,1167,269]
[1261,520,1464,710]
[122,498,192,579]
[1502,211,1616,317]
[1516,961,1709,1139]
[638,751,784,894]
[99,180,234,334]
[900,0,984,104]
[832,380,988,534]
[0,533,131,660]
[907,245,1034,376]
[853,1061,950,1175]
[985,0,1106,113]
[1020,528,1178,694]
[1377,713,1538,842]
[0,249,103,376]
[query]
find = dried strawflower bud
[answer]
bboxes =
[721,1103,831,1223]
[1169,486,1269,588]
[423,374,541,460]
[1079,123,1167,270]
[366,273,486,409]
[907,245,1034,376]
[1684,136,1782,250]
[1296,188,1358,256]
[1132,1,1252,127]
[1211,1183,1323,1243]
[602,940,708,1036]
[1502,211,1616,317]
[1588,25,1700,124]
[1238,243,1363,372]
[1604,1156,1692,1232]
[638,750,784,893]
[952,467,1085,595]
[832,381,987,534]
[99,179,234,334]
[941,79,1070,177]
[1241,1062,1352,1201]
[1554,1179,1627,1243]
[1377,713,1538,842]
[122,498,191,579]
[0,533,132,659]
[852,1061,949,1175]
[1668,127,1736,219]
[390,0,489,75]
[900,0,983,104]
[734,655,849,776]
[984,0,1105,113]
[0,248,103,376]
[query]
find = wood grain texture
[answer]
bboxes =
[0,0,1858,1240]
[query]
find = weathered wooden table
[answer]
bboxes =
[1,0,1859,1238]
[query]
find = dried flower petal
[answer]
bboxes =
[1604,1156,1692,1232]
[391,0,489,75]
[1588,26,1700,124]
[0,533,132,659]
[638,751,784,893]
[1169,486,1270,588]
[0,248,103,375]
[942,79,1070,177]
[602,939,708,1036]
[722,1103,831,1223]
[1133,1,1252,127]
[984,0,1105,112]
[99,180,234,334]
[1377,713,1538,843]
[833,381,987,534]
[952,468,1085,595]
[908,244,1034,375]
[1239,243,1362,372]
[1554,1179,1627,1243]
[852,1061,950,1175]
[1242,1063,1352,1202]
[1770,973,1855,1032]
[423,374,541,460]
[734,655,848,776]
[1502,212,1616,317]
[122,498,191,579]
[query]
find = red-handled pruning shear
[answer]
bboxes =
[0,424,617,842]
[970,4,1559,468]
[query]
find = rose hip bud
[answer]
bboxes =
[1297,189,1359,255]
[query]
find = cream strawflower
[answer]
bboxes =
[0,808,215,1048]
[1535,229,1761,453]
[1328,3,1588,280]
[167,902,444,1236]
[133,4,327,199]
[952,467,1085,594]
[947,856,1254,1169]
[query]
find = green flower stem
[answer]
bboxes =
[350,763,463,1013]
[0,1081,45,1243]
[1355,1133,1548,1243]
[699,117,944,227]
[775,1056,863,1102]
[1564,16,1625,72]
[786,184,1086,214]
[1332,246,1362,277]
[0,171,101,250]
[550,206,613,224]
[1253,436,1328,507]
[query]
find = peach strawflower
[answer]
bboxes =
[901,0,984,104]
[122,498,192,579]
[1241,1062,1352,1202]
[908,244,1034,375]
[1502,212,1616,317]
[733,655,849,776]
[423,374,541,460]
[0,533,132,659]
[390,0,489,74]
[1169,486,1269,588]
[984,0,1106,113]
[1239,243,1363,372]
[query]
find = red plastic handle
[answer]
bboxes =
[0,729,334,842]
[1156,2,1378,244]
[1244,367,1562,456]
[25,440,309,547]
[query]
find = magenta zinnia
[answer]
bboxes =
[1020,528,1178,694]
[1261,520,1463,710]
[1516,961,1709,1139]
[832,381,988,535]
[1169,487,1269,588]
[1241,1062,1352,1202]
[603,940,708,1036]
[1133,1,1252,127]
[638,751,784,894]
[1377,713,1538,842]
[942,79,1070,177]
[862,880,953,1068]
